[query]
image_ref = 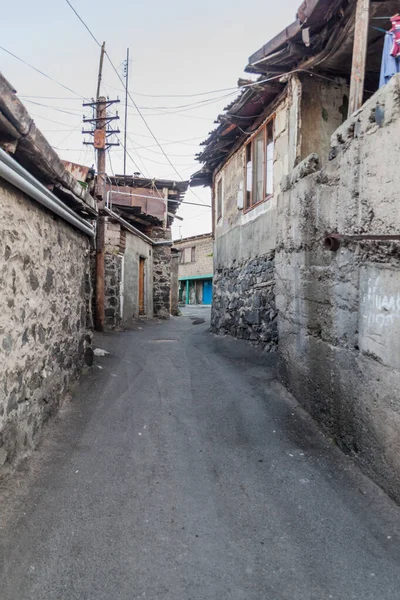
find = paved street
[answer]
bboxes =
[1,307,400,599]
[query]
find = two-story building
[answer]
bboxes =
[173,233,213,305]
[192,0,397,349]
[192,0,400,503]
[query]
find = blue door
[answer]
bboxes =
[203,279,212,304]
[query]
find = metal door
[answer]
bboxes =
[203,279,212,305]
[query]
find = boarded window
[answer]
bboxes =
[180,247,195,263]
[217,178,223,220]
[245,118,275,210]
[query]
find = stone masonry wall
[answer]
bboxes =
[152,227,172,319]
[104,220,123,330]
[104,253,121,329]
[276,74,400,503]
[0,178,92,471]
[211,252,277,351]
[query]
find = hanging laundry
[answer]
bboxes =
[380,31,400,88]
[390,14,400,57]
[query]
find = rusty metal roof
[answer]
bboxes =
[106,175,188,228]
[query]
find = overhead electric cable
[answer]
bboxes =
[0,45,85,98]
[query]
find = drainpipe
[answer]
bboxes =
[0,148,94,237]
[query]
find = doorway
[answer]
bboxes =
[139,257,146,316]
[203,279,212,305]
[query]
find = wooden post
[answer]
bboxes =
[348,0,370,116]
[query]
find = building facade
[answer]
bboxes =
[98,175,188,328]
[174,233,213,305]
[192,0,400,502]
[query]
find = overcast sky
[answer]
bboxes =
[1,0,300,239]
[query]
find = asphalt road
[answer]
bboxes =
[1,306,400,600]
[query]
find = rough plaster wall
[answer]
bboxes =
[300,75,348,164]
[210,91,301,347]
[276,74,400,503]
[213,89,300,271]
[176,236,213,278]
[0,179,91,470]
[123,232,153,323]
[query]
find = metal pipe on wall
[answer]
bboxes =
[0,148,94,237]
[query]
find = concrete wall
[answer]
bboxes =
[123,232,153,324]
[276,74,400,503]
[299,74,348,165]
[175,235,213,279]
[0,178,91,470]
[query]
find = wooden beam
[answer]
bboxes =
[348,0,370,116]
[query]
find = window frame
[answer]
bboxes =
[243,115,275,214]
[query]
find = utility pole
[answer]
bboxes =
[82,41,120,331]
[123,48,129,180]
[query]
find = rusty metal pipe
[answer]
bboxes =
[324,232,400,251]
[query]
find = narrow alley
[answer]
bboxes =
[1,308,400,600]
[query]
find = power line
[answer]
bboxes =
[23,99,83,116]
[65,0,102,47]
[115,135,144,175]
[0,45,85,99]
[28,111,81,127]
[64,0,208,205]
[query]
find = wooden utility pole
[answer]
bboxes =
[348,0,370,116]
[123,48,129,180]
[96,41,106,100]
[82,42,120,331]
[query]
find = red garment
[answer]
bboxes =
[390,15,400,57]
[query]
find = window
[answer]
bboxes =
[217,178,223,220]
[244,118,275,211]
[180,247,196,264]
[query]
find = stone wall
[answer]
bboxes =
[104,253,122,330]
[275,75,400,503]
[0,178,92,470]
[211,252,277,351]
[152,228,172,319]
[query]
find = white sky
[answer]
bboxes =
[1,0,301,239]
